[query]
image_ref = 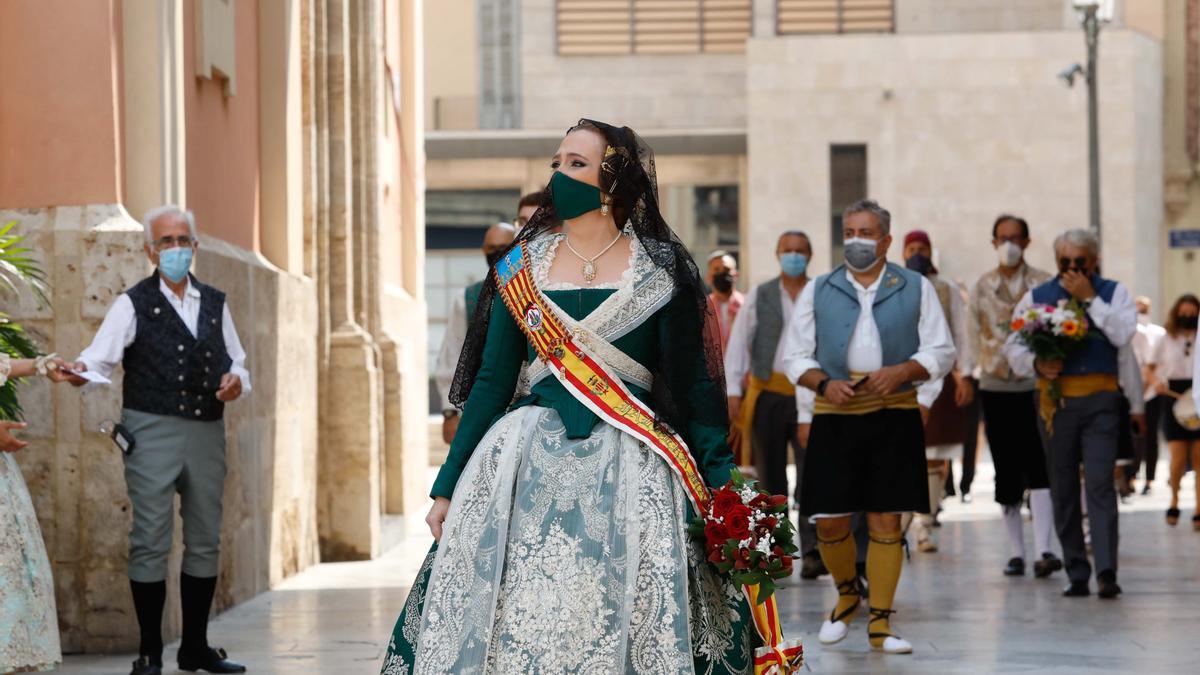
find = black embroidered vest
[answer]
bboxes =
[122,273,233,421]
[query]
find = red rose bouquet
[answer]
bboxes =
[689,468,799,603]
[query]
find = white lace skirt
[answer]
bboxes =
[414,405,738,674]
[0,453,62,673]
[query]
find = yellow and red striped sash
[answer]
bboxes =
[494,243,802,673]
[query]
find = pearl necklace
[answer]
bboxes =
[563,230,623,285]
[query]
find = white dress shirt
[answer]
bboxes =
[435,290,470,412]
[723,280,815,419]
[914,276,970,408]
[79,277,251,391]
[1118,344,1145,415]
[1002,279,1137,379]
[1148,332,1195,382]
[1132,319,1167,400]
[1193,341,1200,410]
[782,268,957,423]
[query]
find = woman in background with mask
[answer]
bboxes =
[380,120,757,673]
[1146,294,1200,529]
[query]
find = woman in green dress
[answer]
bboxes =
[381,120,752,674]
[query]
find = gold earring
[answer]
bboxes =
[601,195,610,216]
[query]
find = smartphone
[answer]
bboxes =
[111,423,136,456]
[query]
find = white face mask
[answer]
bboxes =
[996,241,1022,268]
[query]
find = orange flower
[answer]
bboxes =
[1011,318,1026,331]
[1061,319,1079,337]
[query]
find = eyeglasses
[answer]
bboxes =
[1058,256,1089,270]
[153,235,195,250]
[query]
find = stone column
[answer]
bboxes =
[312,0,383,561]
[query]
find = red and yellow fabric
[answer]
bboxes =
[494,243,802,673]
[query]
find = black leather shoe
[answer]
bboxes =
[1003,557,1025,576]
[1062,580,1090,597]
[178,647,247,673]
[799,551,828,580]
[130,655,163,675]
[1033,553,1063,578]
[1097,571,1122,599]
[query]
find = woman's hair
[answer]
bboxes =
[448,119,729,434]
[1165,293,1200,337]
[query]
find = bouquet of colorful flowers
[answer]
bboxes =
[689,468,798,603]
[1009,298,1091,361]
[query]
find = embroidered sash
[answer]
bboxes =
[494,243,803,673]
[494,243,710,512]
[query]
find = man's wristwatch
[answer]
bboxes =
[816,378,831,397]
[442,409,460,420]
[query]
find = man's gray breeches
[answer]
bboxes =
[121,408,226,582]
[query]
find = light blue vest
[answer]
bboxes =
[813,263,922,386]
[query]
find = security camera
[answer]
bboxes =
[1058,63,1084,87]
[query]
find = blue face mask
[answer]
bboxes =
[779,252,808,278]
[158,247,194,283]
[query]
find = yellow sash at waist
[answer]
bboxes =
[737,372,796,465]
[1037,373,1119,435]
[813,371,919,416]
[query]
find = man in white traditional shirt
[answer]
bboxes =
[436,222,517,444]
[66,206,250,675]
[1003,229,1137,600]
[724,231,821,578]
[1131,296,1168,494]
[780,199,956,654]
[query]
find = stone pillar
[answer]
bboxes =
[312,0,383,560]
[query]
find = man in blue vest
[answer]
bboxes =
[435,221,517,444]
[781,199,955,654]
[724,230,821,578]
[68,206,250,675]
[1003,228,1137,600]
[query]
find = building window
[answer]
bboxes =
[830,145,867,265]
[556,1,753,56]
[776,0,894,35]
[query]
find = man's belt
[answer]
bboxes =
[737,372,795,465]
[1037,373,1119,434]
[813,372,919,416]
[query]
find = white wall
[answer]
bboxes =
[746,30,1163,304]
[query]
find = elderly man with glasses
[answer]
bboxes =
[67,205,250,675]
[1003,228,1137,601]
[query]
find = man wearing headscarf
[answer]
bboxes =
[901,229,973,554]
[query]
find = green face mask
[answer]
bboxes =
[549,171,602,220]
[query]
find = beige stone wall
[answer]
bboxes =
[896,0,1072,34]
[745,30,1164,304]
[424,0,478,130]
[519,0,746,130]
[4,204,320,651]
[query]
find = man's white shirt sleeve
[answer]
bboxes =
[1003,291,1037,378]
[912,277,956,384]
[435,291,469,412]
[780,282,819,385]
[723,286,758,396]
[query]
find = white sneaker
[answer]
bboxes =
[915,519,938,553]
[819,619,850,644]
[872,636,913,654]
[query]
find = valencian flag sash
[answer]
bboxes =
[494,243,802,674]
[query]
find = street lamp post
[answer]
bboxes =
[1060,1,1113,242]
[1083,5,1100,239]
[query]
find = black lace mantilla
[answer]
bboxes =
[447,118,729,435]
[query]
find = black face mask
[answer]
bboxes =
[905,253,934,277]
[485,250,504,268]
[1178,316,1199,330]
[712,272,734,294]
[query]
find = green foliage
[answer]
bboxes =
[0,220,49,421]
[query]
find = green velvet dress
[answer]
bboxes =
[381,234,752,674]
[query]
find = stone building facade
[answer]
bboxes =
[0,0,426,652]
[425,0,1196,321]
